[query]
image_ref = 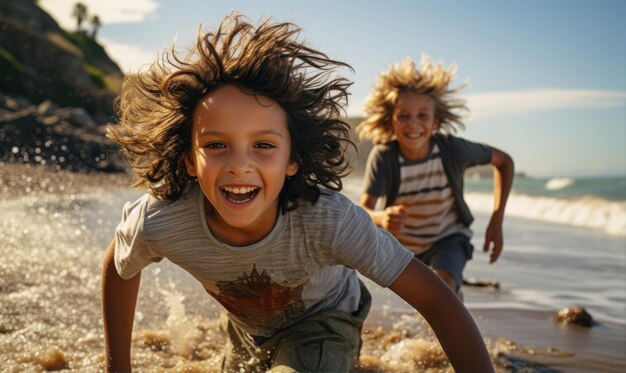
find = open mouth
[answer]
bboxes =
[221,186,259,204]
[404,132,424,139]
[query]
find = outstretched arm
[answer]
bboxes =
[389,259,495,373]
[101,239,141,373]
[484,147,515,263]
[359,193,406,234]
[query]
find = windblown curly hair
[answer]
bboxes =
[356,56,468,145]
[108,14,355,211]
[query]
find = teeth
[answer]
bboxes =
[222,186,258,194]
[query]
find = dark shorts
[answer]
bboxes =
[415,233,474,289]
[221,280,372,373]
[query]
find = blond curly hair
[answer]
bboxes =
[357,56,468,144]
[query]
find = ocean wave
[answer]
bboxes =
[340,176,625,236]
[545,177,575,191]
[466,192,626,236]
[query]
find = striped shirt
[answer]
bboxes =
[394,144,471,254]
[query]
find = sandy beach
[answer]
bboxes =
[1,163,624,372]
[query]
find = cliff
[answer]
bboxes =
[0,0,125,172]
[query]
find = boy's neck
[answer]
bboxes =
[398,139,433,161]
[203,198,280,247]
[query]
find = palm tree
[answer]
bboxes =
[90,15,101,38]
[71,2,88,32]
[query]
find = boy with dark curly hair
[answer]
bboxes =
[101,15,494,373]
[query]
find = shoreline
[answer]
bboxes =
[361,277,626,372]
[2,162,625,372]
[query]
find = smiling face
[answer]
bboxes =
[185,84,298,246]
[391,91,440,160]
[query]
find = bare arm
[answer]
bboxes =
[359,193,406,234]
[484,147,515,263]
[389,259,494,372]
[101,239,141,373]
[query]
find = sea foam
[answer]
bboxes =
[545,177,575,191]
[466,192,626,236]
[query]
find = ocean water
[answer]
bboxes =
[1,169,625,372]
[344,174,626,371]
[345,174,626,237]
[342,175,626,323]
[462,176,625,324]
[465,176,626,236]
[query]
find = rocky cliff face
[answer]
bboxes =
[0,0,126,172]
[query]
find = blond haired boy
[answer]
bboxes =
[358,56,515,297]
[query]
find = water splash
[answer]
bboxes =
[161,289,203,357]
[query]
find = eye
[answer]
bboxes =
[203,142,226,149]
[255,142,276,149]
[397,114,410,121]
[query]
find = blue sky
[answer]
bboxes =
[40,0,626,178]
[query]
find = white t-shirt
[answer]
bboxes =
[114,183,413,337]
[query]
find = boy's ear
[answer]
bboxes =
[433,119,441,132]
[184,154,198,177]
[286,160,299,177]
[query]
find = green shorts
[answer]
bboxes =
[220,280,372,373]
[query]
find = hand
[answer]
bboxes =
[483,216,503,264]
[381,205,406,234]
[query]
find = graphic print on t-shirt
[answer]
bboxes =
[205,264,306,327]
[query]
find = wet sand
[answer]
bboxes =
[0,162,133,197]
[1,163,625,372]
[361,276,626,373]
